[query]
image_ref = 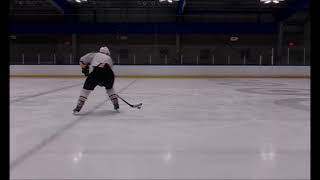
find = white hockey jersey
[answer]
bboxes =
[80,52,113,68]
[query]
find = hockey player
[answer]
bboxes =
[73,46,119,114]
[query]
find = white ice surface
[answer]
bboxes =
[10,77,310,179]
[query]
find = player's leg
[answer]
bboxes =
[73,72,98,114]
[106,88,119,110]
[102,67,119,110]
[73,88,91,114]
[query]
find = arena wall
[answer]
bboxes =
[10,65,310,78]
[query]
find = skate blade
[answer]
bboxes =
[73,111,81,115]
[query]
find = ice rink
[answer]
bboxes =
[10,77,310,179]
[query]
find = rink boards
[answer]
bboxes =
[10,65,310,78]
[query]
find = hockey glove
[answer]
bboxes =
[82,66,90,76]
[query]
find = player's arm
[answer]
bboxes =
[80,61,88,69]
[79,53,94,76]
[79,59,89,77]
[79,62,89,76]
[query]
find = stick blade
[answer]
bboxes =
[132,103,143,108]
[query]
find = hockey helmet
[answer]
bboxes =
[99,46,110,55]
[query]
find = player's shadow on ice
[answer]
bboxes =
[77,110,120,116]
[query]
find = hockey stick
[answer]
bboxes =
[116,94,143,109]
